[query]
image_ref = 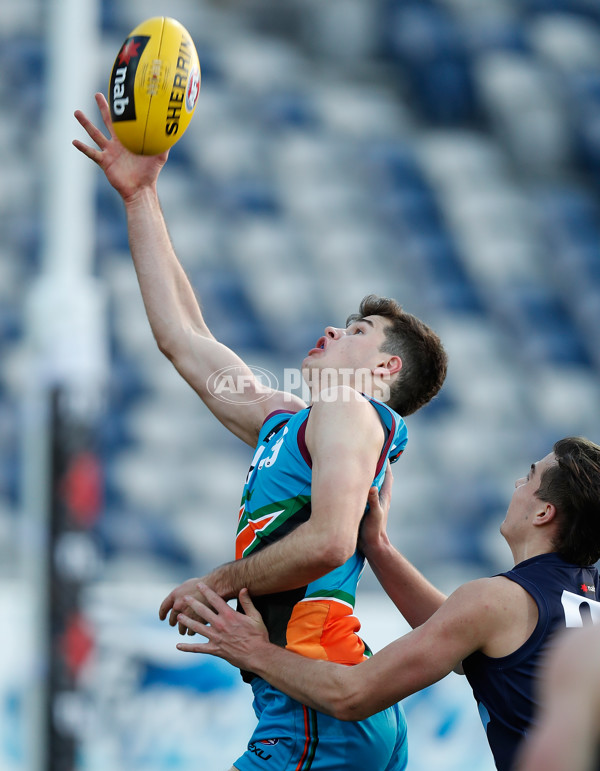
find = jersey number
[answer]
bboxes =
[561,590,600,627]
[258,427,288,470]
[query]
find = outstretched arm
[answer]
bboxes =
[73,93,305,446]
[361,467,447,628]
[176,579,503,720]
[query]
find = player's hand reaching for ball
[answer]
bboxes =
[175,583,269,670]
[73,92,168,202]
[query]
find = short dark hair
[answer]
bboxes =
[536,437,600,565]
[346,294,448,416]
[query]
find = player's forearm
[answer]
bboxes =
[123,186,211,354]
[205,523,348,599]
[364,537,446,628]
[247,643,367,720]
[243,632,433,721]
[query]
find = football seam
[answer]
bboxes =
[141,16,165,154]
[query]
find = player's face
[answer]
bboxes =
[302,315,392,378]
[500,452,557,541]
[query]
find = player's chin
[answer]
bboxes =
[301,355,323,373]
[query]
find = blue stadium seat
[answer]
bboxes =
[5,211,40,270]
[416,235,484,314]
[522,0,600,25]
[217,176,282,217]
[0,35,45,122]
[498,283,593,367]
[0,455,19,507]
[94,505,196,569]
[378,187,442,234]
[189,269,267,351]
[463,17,530,56]
[0,305,22,346]
[382,1,479,125]
[536,185,600,248]
[260,88,320,132]
[139,658,237,693]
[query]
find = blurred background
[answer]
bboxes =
[2,0,600,768]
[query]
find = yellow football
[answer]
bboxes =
[108,17,201,155]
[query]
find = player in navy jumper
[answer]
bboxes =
[175,436,600,771]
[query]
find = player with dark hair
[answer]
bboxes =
[175,437,600,771]
[73,93,448,771]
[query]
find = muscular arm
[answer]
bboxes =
[74,93,305,446]
[161,389,384,622]
[177,579,510,720]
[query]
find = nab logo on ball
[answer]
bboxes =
[110,36,149,122]
[108,16,201,155]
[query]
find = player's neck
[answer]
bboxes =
[510,541,555,566]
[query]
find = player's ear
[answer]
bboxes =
[373,355,402,378]
[534,502,557,526]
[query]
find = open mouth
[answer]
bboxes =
[307,336,327,356]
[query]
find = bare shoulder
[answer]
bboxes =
[443,577,531,632]
[450,575,539,658]
[444,577,512,617]
[306,388,385,447]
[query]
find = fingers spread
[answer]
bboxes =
[72,139,101,164]
[74,109,109,150]
[177,612,207,637]
[196,582,226,611]
[95,92,117,139]
[185,594,217,624]
[176,642,208,653]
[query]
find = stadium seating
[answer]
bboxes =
[2,0,600,595]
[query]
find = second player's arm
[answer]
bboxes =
[178,578,507,720]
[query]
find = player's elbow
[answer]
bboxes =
[330,700,370,722]
[153,318,198,362]
[327,684,370,722]
[312,667,369,721]
[301,523,357,573]
[155,332,205,390]
[155,331,178,361]
[317,540,356,571]
[319,526,359,568]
